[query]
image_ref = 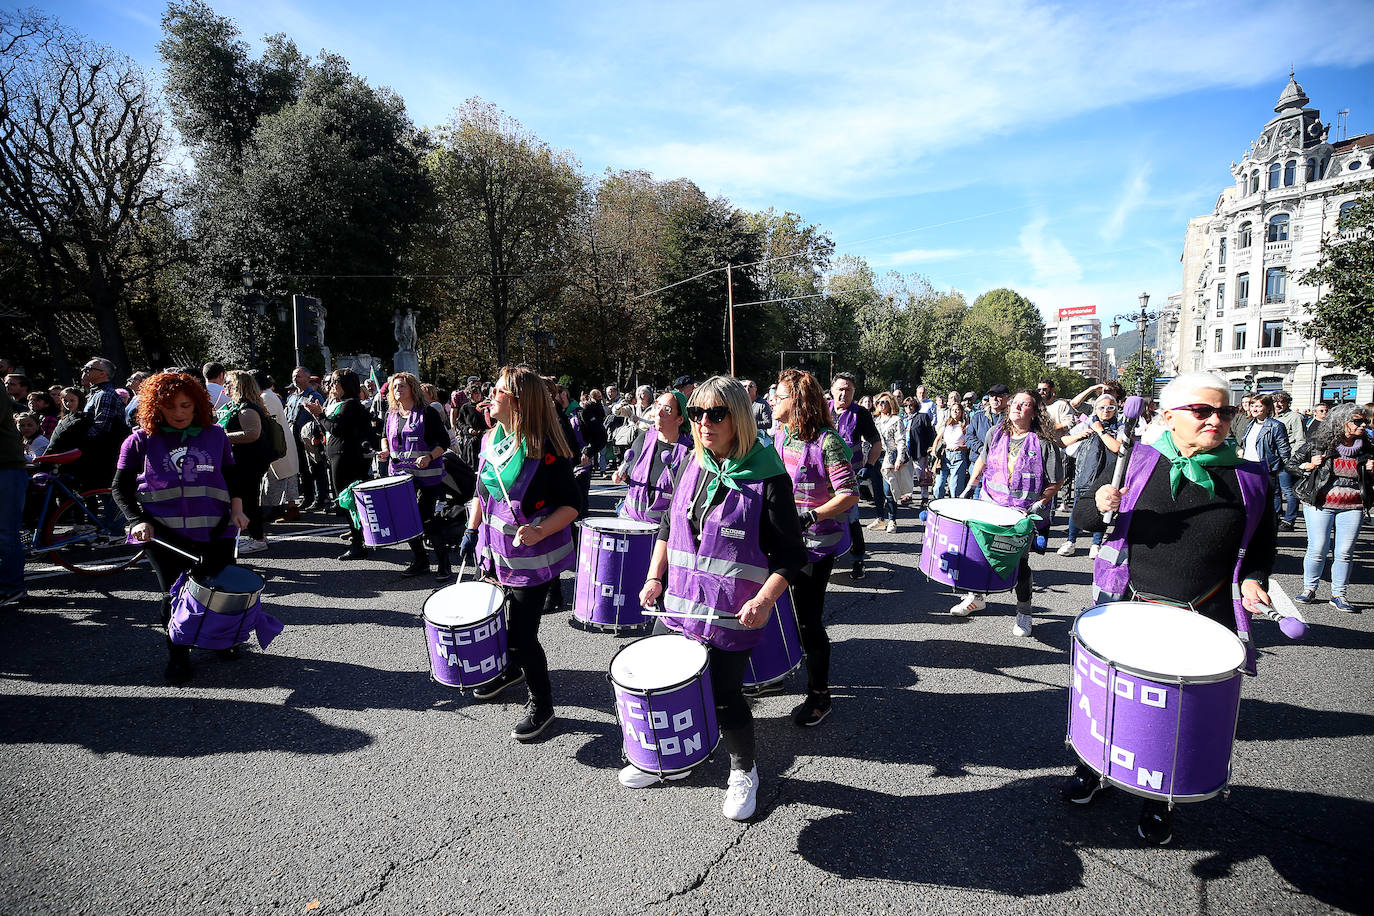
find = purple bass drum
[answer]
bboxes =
[353,474,423,547]
[919,498,1026,594]
[167,564,284,650]
[1067,602,1245,802]
[610,634,720,777]
[573,517,657,632]
[422,580,509,690]
[743,589,803,689]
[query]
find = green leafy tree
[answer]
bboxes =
[1117,350,1160,397]
[968,288,1045,354]
[1297,185,1374,375]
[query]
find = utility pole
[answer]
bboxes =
[727,263,735,377]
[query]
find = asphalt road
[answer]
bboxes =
[3,483,1372,916]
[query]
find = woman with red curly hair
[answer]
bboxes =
[111,371,249,684]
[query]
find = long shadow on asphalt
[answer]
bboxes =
[790,775,1372,912]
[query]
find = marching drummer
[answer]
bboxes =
[111,371,250,684]
[957,389,1066,636]
[458,365,579,742]
[1065,371,1276,845]
[378,371,449,577]
[634,376,806,820]
[614,390,692,524]
[768,369,859,726]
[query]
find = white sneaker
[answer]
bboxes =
[868,518,887,530]
[950,594,986,617]
[1012,611,1033,637]
[238,538,268,555]
[885,520,897,533]
[1056,542,1077,557]
[1088,544,1100,559]
[722,766,759,820]
[618,765,688,789]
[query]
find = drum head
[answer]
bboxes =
[585,517,659,534]
[1075,602,1245,679]
[928,498,1025,527]
[611,634,707,690]
[199,564,264,593]
[354,474,413,491]
[425,581,504,627]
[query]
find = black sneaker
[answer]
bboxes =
[338,547,368,561]
[401,560,430,578]
[512,701,555,742]
[434,566,453,583]
[742,680,785,698]
[791,692,832,727]
[472,667,526,700]
[1061,764,1105,804]
[1137,800,1173,846]
[850,560,866,581]
[1278,520,1295,532]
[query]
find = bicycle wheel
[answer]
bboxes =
[42,488,145,575]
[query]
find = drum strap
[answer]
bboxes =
[1128,579,1227,613]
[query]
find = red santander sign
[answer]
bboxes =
[1058,305,1097,320]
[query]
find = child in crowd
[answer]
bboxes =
[16,412,49,462]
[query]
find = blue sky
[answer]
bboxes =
[48,0,1374,322]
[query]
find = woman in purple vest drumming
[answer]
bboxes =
[770,369,859,726]
[956,389,1067,636]
[613,390,691,524]
[457,365,579,742]
[634,376,807,820]
[112,372,250,684]
[378,372,449,577]
[1064,372,1277,845]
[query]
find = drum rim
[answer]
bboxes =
[609,633,710,695]
[185,572,263,615]
[926,497,1027,525]
[1067,749,1231,803]
[423,582,507,627]
[578,517,658,533]
[354,474,416,490]
[1071,607,1245,684]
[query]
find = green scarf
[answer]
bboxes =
[336,482,360,528]
[479,423,528,504]
[966,513,1038,578]
[160,424,203,443]
[698,437,788,505]
[672,390,690,437]
[1155,430,1244,499]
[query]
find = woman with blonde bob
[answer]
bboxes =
[220,370,275,553]
[634,376,807,821]
[458,365,579,742]
[378,371,450,577]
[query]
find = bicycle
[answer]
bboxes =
[21,449,145,576]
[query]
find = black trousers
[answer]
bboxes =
[145,537,234,660]
[508,579,554,709]
[848,516,866,561]
[792,557,835,694]
[652,620,754,772]
[407,485,440,564]
[1015,553,1033,603]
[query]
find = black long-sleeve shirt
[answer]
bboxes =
[475,441,579,519]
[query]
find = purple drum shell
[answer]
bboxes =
[918,499,1021,593]
[423,582,509,690]
[744,589,803,687]
[354,475,423,547]
[573,519,656,630]
[1068,605,1244,802]
[610,634,720,776]
[167,567,283,650]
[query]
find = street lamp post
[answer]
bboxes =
[1110,291,1162,398]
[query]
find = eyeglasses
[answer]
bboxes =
[687,405,729,424]
[774,391,792,401]
[1351,417,1369,427]
[1036,387,1052,393]
[1173,404,1241,421]
[1098,405,1118,412]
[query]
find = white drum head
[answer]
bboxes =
[424,581,504,627]
[929,498,1025,527]
[611,634,707,690]
[1076,602,1245,678]
[354,474,413,491]
[586,517,659,534]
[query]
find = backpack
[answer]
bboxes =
[265,412,288,462]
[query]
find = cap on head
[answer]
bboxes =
[673,375,695,389]
[986,384,1010,396]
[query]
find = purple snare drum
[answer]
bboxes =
[353,474,423,547]
[919,498,1026,593]
[573,517,657,632]
[167,565,283,650]
[1067,602,1245,802]
[423,581,509,690]
[610,634,720,777]
[744,589,802,688]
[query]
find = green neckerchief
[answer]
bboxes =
[672,390,690,437]
[479,423,528,504]
[698,437,788,504]
[336,482,360,528]
[1155,429,1244,499]
[326,398,347,419]
[160,424,203,443]
[966,513,1038,578]
[782,424,853,464]
[215,402,238,429]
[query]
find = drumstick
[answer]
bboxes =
[148,537,201,563]
[1244,581,1309,639]
[1101,396,1146,528]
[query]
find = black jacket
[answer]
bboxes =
[1287,436,1373,507]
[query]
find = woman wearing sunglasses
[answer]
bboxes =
[1067,372,1277,846]
[614,390,692,524]
[377,372,451,577]
[458,365,579,742]
[634,376,806,820]
[1288,402,1372,612]
[1057,394,1123,558]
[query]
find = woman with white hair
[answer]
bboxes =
[1066,371,1277,846]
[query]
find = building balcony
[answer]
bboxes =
[1212,345,1307,366]
[1264,293,1286,305]
[1236,297,1248,309]
[1264,240,1292,258]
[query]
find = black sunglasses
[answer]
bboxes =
[687,405,729,424]
[1173,404,1241,421]
[1351,417,1369,427]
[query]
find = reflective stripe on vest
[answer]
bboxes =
[138,485,232,505]
[666,547,770,584]
[388,410,443,485]
[662,592,753,630]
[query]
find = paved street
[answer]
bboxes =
[3,484,1372,915]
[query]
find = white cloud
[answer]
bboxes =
[885,248,974,266]
[1020,216,1083,287]
[1102,164,1152,243]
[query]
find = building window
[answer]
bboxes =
[1283,160,1296,186]
[1216,282,1225,317]
[1250,170,1260,194]
[1306,158,1317,181]
[1219,237,1227,265]
[1268,162,1282,189]
[1267,213,1289,242]
[1195,324,1204,345]
[1351,160,1363,171]
[1265,267,1287,303]
[1236,272,1249,306]
[1214,328,1223,352]
[1238,222,1252,248]
[1262,320,1284,348]
[1233,324,1247,350]
[1339,199,1358,224]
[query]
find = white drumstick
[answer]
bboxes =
[149,537,201,563]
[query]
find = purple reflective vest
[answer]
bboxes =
[475,433,575,588]
[833,404,862,467]
[387,408,443,488]
[622,431,692,524]
[124,427,234,543]
[774,429,850,562]
[661,454,773,652]
[981,426,1048,512]
[1092,444,1269,676]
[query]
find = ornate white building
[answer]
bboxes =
[1163,73,1373,408]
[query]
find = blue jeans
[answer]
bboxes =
[1065,494,1104,546]
[879,475,899,521]
[1302,504,1363,596]
[934,450,969,501]
[1277,469,1299,523]
[0,468,26,593]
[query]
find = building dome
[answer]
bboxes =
[1275,70,1309,113]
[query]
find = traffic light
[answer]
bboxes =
[292,295,323,362]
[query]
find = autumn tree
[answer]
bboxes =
[1298,185,1374,375]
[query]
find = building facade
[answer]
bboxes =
[1043,307,1103,380]
[1162,73,1373,408]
